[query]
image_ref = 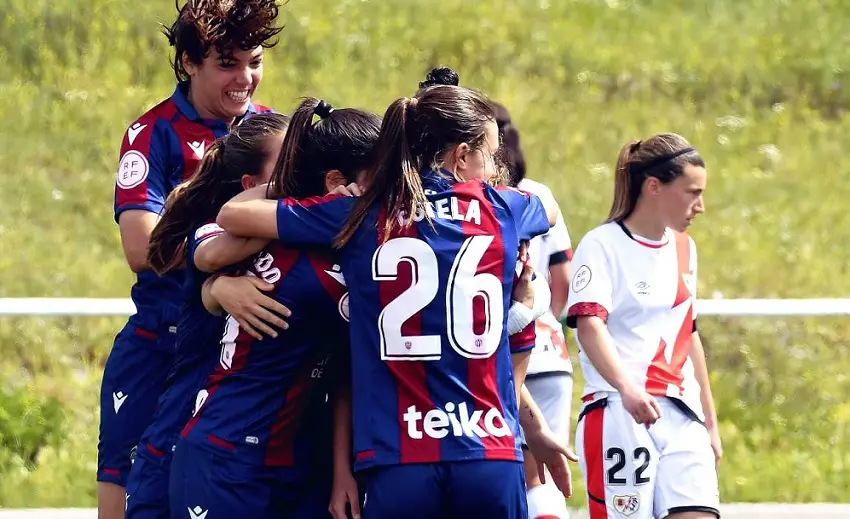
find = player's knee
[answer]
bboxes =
[98,481,128,519]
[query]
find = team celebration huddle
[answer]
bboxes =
[99,1,721,519]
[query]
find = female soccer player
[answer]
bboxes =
[496,102,575,519]
[217,85,576,519]
[566,133,721,519]
[100,1,282,517]
[416,68,576,518]
[123,112,290,519]
[168,99,382,519]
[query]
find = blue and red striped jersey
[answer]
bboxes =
[274,169,551,471]
[181,242,349,473]
[139,222,228,457]
[113,82,270,334]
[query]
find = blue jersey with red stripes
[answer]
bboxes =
[138,222,228,457]
[273,169,551,471]
[181,242,349,475]
[113,82,270,333]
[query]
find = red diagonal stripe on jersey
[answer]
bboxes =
[646,232,693,396]
[377,208,440,464]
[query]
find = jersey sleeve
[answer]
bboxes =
[113,119,171,222]
[564,236,615,329]
[497,187,551,241]
[185,222,226,271]
[546,212,573,266]
[276,194,355,248]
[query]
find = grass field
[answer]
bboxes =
[1,0,850,507]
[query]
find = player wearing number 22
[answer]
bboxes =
[217,85,555,519]
[567,134,721,519]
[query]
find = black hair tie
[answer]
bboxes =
[632,147,695,174]
[314,100,334,119]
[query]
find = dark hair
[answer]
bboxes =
[607,133,705,222]
[267,98,381,200]
[491,102,527,187]
[148,112,290,274]
[336,85,496,247]
[162,0,283,83]
[419,67,459,89]
[415,69,523,187]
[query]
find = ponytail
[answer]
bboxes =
[148,140,229,275]
[267,98,322,199]
[335,97,426,247]
[606,140,641,223]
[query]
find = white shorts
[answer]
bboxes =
[575,394,720,519]
[526,374,572,442]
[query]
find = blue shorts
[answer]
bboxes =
[125,444,172,519]
[98,322,176,486]
[359,460,527,519]
[169,438,331,519]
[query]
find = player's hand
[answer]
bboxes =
[525,425,580,499]
[621,385,662,427]
[329,469,361,519]
[329,183,363,197]
[512,242,535,308]
[707,422,723,467]
[210,275,291,339]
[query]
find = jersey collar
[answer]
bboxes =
[171,81,260,123]
[420,167,458,192]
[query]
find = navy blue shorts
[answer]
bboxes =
[359,460,527,519]
[125,444,172,519]
[169,438,331,519]
[98,322,176,486]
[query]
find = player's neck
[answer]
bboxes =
[186,87,237,125]
[622,209,666,242]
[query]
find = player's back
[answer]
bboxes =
[335,170,550,470]
[181,241,348,472]
[139,223,228,456]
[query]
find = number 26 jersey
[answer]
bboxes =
[274,170,551,471]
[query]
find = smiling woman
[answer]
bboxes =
[162,0,283,120]
[98,2,283,519]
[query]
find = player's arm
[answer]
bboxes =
[194,232,269,273]
[690,331,722,465]
[546,210,573,317]
[218,186,355,247]
[114,121,170,273]
[574,316,635,394]
[118,212,159,273]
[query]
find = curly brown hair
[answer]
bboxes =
[162,0,284,82]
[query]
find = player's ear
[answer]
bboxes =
[182,54,200,77]
[241,174,257,190]
[324,169,347,194]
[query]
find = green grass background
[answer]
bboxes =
[1,0,849,507]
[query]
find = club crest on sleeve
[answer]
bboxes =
[571,265,592,293]
[117,150,149,189]
[612,494,640,516]
[195,223,224,241]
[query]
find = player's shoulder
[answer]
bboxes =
[517,178,553,199]
[579,222,619,246]
[671,228,698,254]
[120,97,178,146]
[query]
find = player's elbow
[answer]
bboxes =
[124,248,150,273]
[216,203,241,234]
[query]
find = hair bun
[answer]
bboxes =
[314,100,334,119]
[419,67,460,89]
